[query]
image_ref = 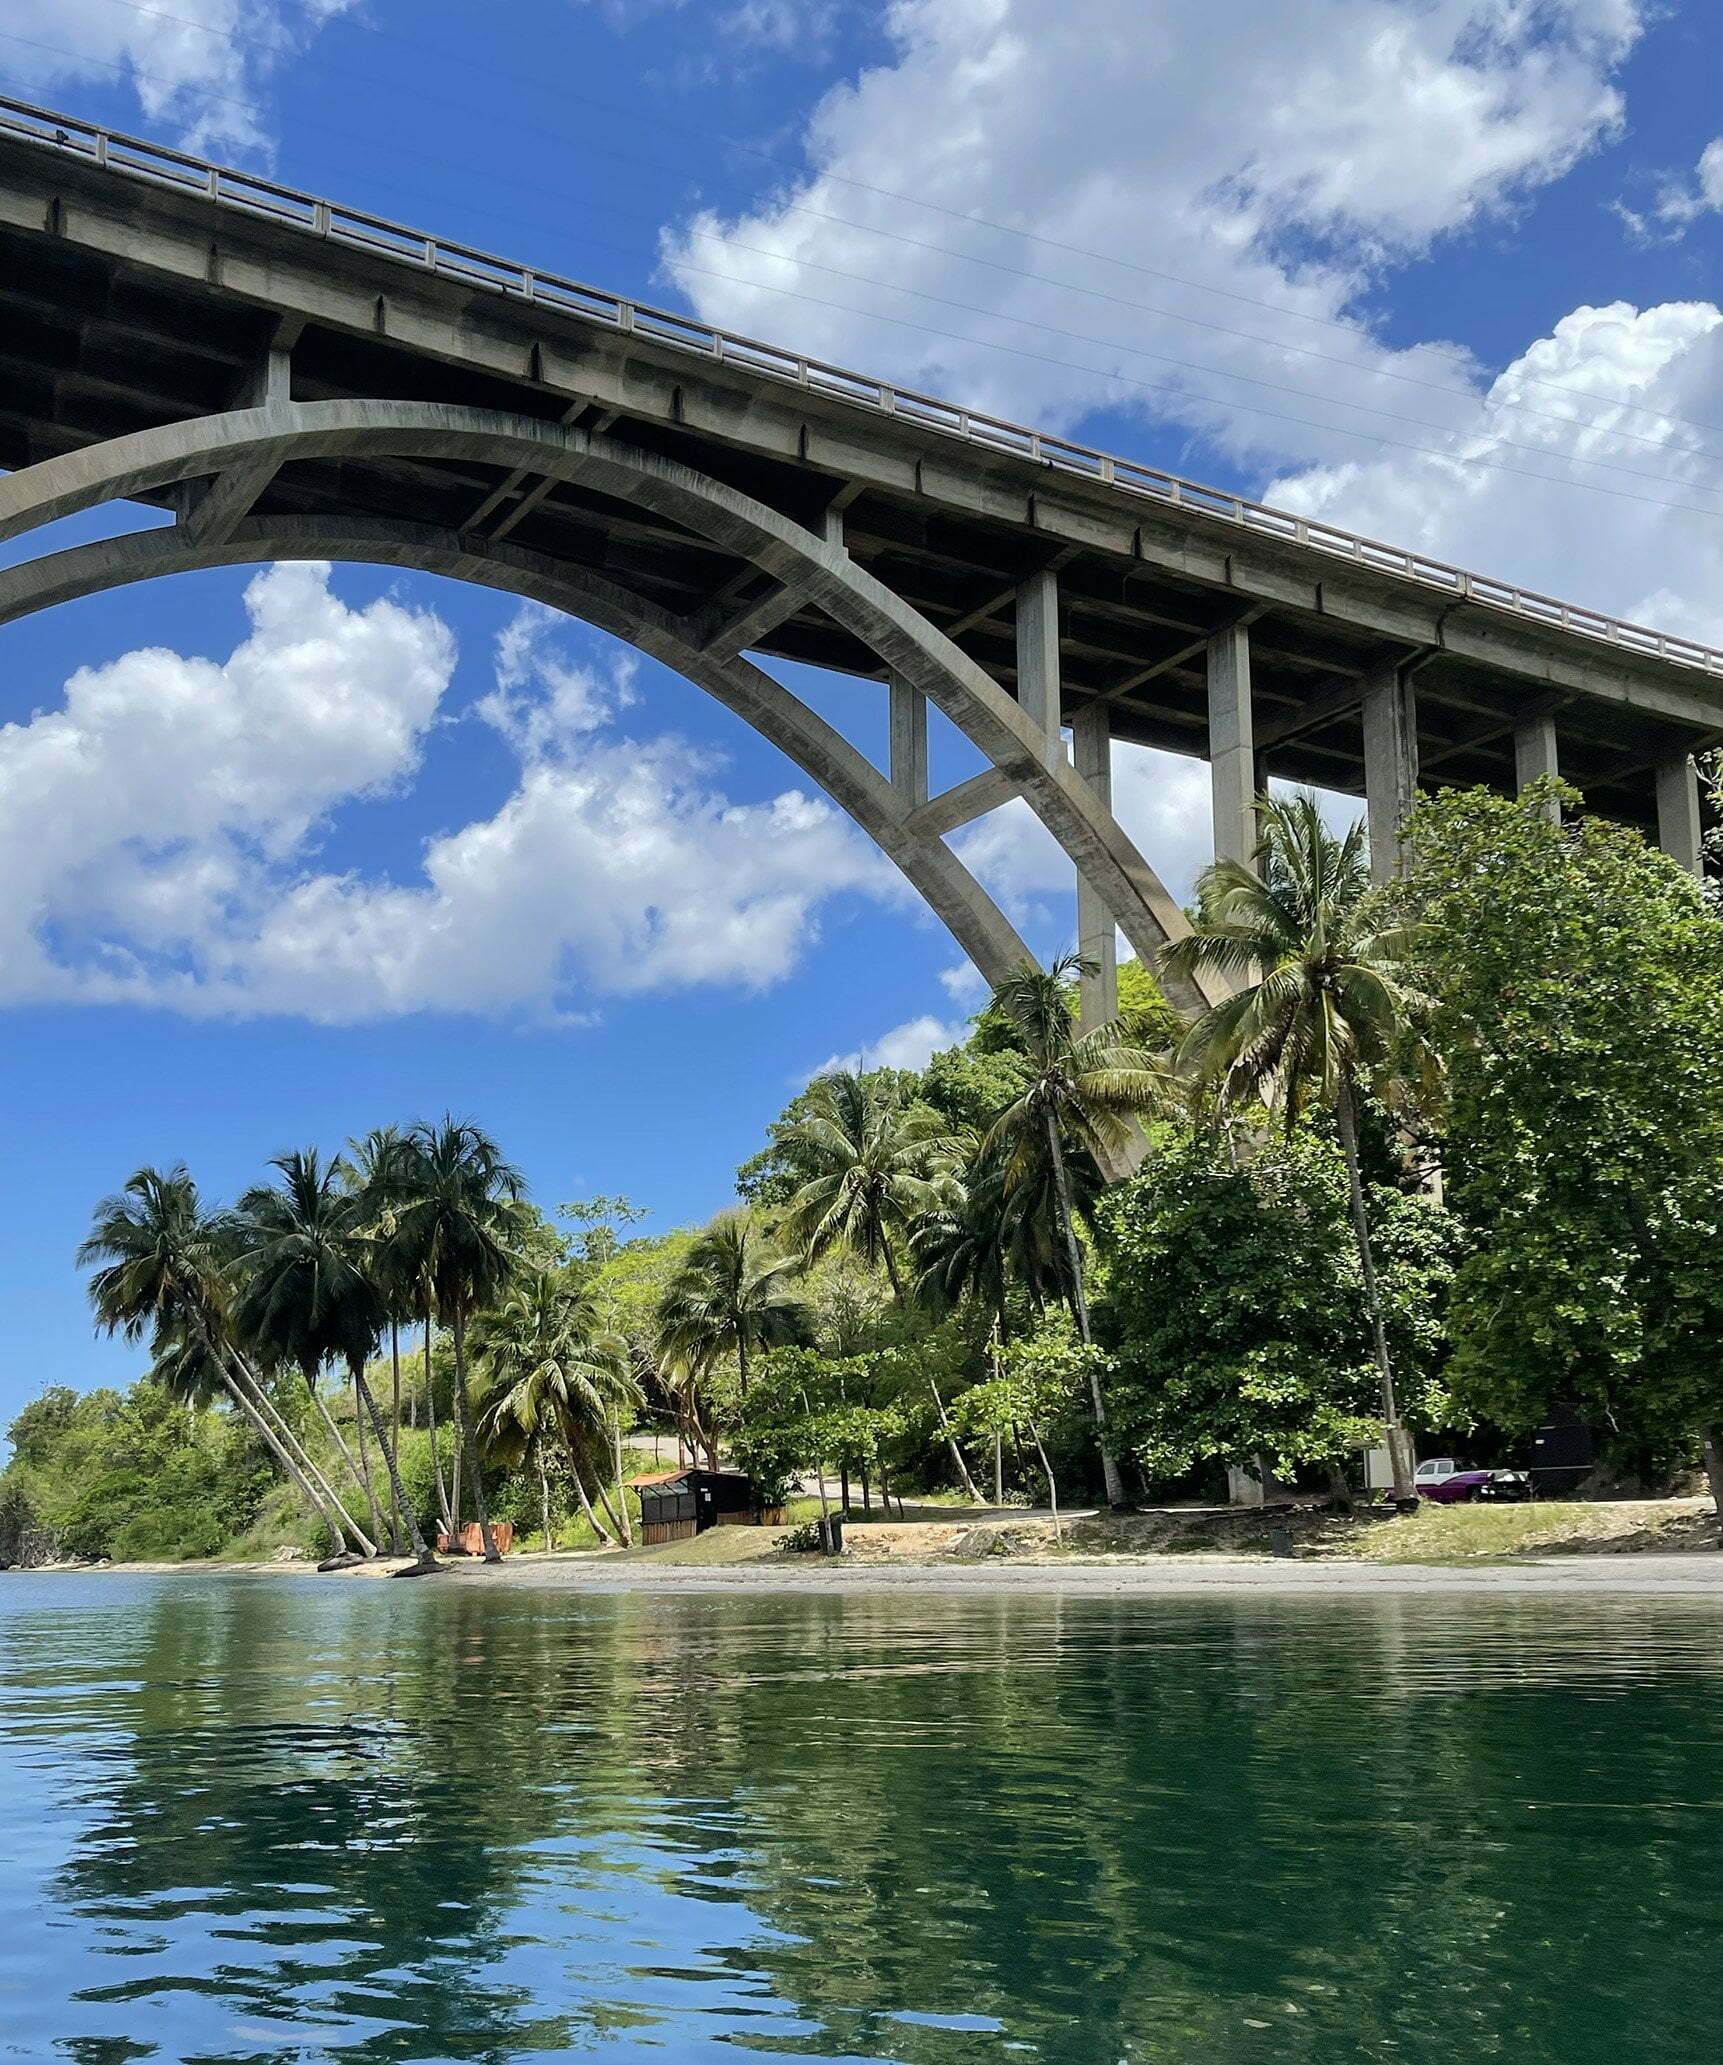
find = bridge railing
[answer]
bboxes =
[4,94,1722,682]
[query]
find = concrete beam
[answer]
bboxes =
[1015,566,1064,761]
[906,766,1017,840]
[1656,753,1703,874]
[1071,701,1119,1027]
[1207,619,1256,865]
[889,676,928,807]
[696,579,805,657]
[178,454,280,547]
[1361,662,1418,884]
[1515,715,1562,823]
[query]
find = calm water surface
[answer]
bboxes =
[1,1575,1720,2063]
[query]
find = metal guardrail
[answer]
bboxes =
[4,93,1721,681]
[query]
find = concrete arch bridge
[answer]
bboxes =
[0,99,1716,1030]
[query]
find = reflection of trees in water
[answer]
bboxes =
[47,1583,1723,2064]
[607,1594,1723,2063]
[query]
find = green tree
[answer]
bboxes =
[389,1119,528,1563]
[1099,1131,1457,1495]
[1164,793,1431,1501]
[655,1211,805,1407]
[1397,780,1723,1510]
[984,954,1177,1507]
[346,1127,415,1520]
[77,1166,367,1556]
[778,1070,949,1298]
[233,1150,438,1570]
[473,1269,640,1548]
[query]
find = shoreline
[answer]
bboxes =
[9,1549,1723,1597]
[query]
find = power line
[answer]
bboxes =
[77,0,1723,450]
[8,29,1723,522]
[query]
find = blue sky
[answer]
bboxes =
[4,0,1723,1427]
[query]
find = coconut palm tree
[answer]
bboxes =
[346,1126,413,1459]
[655,1211,804,1406]
[472,1269,640,1549]
[389,1119,527,1563]
[984,955,1178,1508]
[1162,791,1432,1503]
[231,1149,439,1571]
[778,1071,950,1298]
[77,1166,370,1559]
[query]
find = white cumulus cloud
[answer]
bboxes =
[811,1011,969,1079]
[0,565,896,1023]
[663,0,1643,463]
[2,0,353,155]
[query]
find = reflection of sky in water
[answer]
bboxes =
[2,1576,1722,2063]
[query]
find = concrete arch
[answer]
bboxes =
[0,512,1036,991]
[0,399,1214,1009]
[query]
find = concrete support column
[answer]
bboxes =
[1071,702,1119,1028]
[1656,752,1703,875]
[1207,620,1255,865]
[1515,716,1562,823]
[889,675,928,808]
[1362,662,1419,884]
[1015,567,1064,765]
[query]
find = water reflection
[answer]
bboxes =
[1,1576,1720,2062]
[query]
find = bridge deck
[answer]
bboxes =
[0,97,1716,833]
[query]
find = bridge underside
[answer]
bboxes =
[0,105,1716,1032]
[1,213,1703,825]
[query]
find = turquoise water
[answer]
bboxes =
[1,1576,1721,2062]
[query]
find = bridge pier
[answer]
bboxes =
[1656,753,1703,874]
[1362,663,1419,884]
[1015,567,1065,768]
[1071,702,1119,1029]
[889,676,928,808]
[1514,715,1562,823]
[1207,620,1256,866]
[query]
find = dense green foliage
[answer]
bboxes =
[1098,1132,1457,1482]
[1398,783,1723,1472]
[1,1382,274,1564]
[13,780,1723,1559]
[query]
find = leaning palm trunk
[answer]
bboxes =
[305,1368,387,1551]
[927,1375,984,1503]
[221,1346,371,1552]
[567,1450,614,1546]
[593,1476,627,1540]
[199,1327,354,1555]
[536,1446,554,1553]
[1022,1419,1062,1543]
[351,1367,398,1554]
[1043,1109,1127,1509]
[389,1320,406,1542]
[1336,1079,1415,1503]
[611,1416,633,1547]
[421,1298,455,1540]
[348,1358,439,1572]
[450,1310,501,1561]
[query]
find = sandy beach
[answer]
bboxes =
[13,1547,1722,1596]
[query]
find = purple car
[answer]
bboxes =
[1414,1458,1531,1504]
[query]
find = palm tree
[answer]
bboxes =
[77,1167,370,1559]
[231,1150,439,1571]
[473,1270,640,1549]
[346,1126,414,1534]
[655,1211,804,1405]
[778,1071,949,1298]
[390,1119,527,1563]
[984,954,1178,1508]
[1162,792,1431,1504]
